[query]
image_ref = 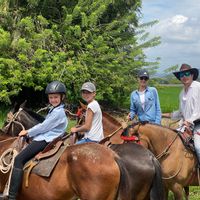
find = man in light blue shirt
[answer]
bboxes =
[128,69,161,124]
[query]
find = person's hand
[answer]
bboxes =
[71,127,78,133]
[162,113,171,118]
[18,130,28,137]
[183,121,192,127]
[126,113,131,121]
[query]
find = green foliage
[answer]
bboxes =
[0,0,161,108]
[157,85,182,113]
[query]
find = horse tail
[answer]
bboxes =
[150,153,166,200]
[114,157,132,200]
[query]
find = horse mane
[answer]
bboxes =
[23,108,45,123]
[102,111,122,126]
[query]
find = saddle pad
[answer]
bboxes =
[26,144,67,177]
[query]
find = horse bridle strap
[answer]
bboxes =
[5,108,25,133]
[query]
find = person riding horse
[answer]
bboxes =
[163,64,200,165]
[1,81,68,200]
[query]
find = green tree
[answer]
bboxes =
[0,0,160,108]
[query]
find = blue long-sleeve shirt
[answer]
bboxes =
[130,86,161,124]
[28,104,68,142]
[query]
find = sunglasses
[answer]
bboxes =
[179,71,191,79]
[140,77,149,81]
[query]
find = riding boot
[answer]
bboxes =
[8,168,23,200]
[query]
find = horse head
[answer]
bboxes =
[1,107,44,137]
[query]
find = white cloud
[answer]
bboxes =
[142,0,200,70]
[171,15,188,24]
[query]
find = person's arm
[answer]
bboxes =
[162,113,171,118]
[71,108,94,134]
[130,92,136,120]
[27,110,66,137]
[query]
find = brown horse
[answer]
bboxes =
[0,138,118,200]
[129,122,199,200]
[0,137,165,200]
[0,108,165,200]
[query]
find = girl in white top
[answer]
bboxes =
[71,82,104,144]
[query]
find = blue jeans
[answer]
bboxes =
[76,138,98,144]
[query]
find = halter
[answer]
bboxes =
[4,108,25,135]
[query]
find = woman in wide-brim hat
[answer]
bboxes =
[173,63,199,80]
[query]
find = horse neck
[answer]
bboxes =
[138,124,176,155]
[18,111,40,129]
[102,112,122,135]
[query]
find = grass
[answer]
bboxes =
[0,105,10,128]
[158,85,182,113]
[168,187,200,200]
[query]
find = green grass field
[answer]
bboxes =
[158,85,182,113]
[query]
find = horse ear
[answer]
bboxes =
[10,102,19,113]
[79,101,87,110]
[20,100,27,109]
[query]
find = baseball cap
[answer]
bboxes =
[138,69,149,78]
[81,82,96,92]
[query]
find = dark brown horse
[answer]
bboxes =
[0,108,165,200]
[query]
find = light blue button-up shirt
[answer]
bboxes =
[130,86,161,124]
[28,104,68,142]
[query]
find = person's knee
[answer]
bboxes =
[14,156,23,169]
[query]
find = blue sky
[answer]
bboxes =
[141,0,200,72]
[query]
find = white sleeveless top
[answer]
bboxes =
[84,100,104,141]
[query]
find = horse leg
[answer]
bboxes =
[171,183,184,200]
[164,187,169,200]
[184,187,189,200]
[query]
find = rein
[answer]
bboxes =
[106,126,123,139]
[156,134,178,160]
[99,126,123,144]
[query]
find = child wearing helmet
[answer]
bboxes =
[5,81,68,200]
[71,82,104,144]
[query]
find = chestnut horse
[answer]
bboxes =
[129,122,199,200]
[0,108,165,200]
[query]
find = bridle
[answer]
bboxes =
[3,108,25,135]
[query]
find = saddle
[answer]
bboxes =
[176,127,195,152]
[23,134,69,187]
